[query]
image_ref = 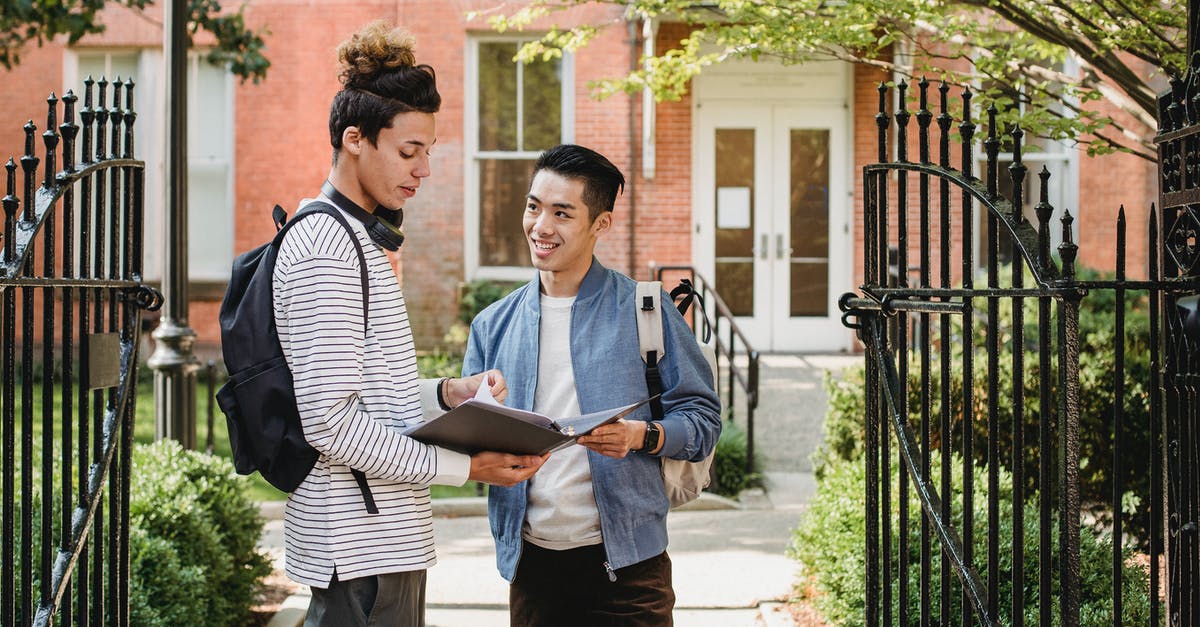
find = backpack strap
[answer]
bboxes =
[669,278,712,344]
[276,201,378,515]
[636,281,666,421]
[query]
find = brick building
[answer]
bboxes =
[0,1,1158,356]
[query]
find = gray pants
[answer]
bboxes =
[304,570,427,627]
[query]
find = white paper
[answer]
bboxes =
[716,187,752,229]
[472,375,502,405]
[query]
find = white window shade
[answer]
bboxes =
[69,49,234,282]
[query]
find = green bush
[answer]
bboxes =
[790,453,1155,626]
[422,279,521,372]
[809,265,1155,542]
[458,279,523,324]
[130,440,271,627]
[709,420,763,497]
[10,441,270,625]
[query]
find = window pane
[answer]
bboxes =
[189,60,230,159]
[789,129,829,317]
[714,129,754,316]
[186,58,233,279]
[717,261,754,317]
[522,56,561,151]
[188,163,233,279]
[479,158,536,267]
[790,262,828,316]
[478,42,518,151]
[77,52,138,85]
[790,129,829,258]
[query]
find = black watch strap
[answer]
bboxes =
[641,422,661,453]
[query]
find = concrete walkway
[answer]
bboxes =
[261,353,860,626]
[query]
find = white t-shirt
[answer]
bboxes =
[522,294,603,550]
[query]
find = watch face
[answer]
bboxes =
[644,423,660,450]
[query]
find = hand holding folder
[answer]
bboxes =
[403,383,656,456]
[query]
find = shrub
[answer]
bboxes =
[709,420,763,497]
[421,280,521,375]
[790,453,1156,626]
[457,279,523,324]
[130,440,271,627]
[809,265,1155,542]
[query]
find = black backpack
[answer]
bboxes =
[216,202,377,513]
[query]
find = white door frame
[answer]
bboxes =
[692,59,854,352]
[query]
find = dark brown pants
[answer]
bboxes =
[509,542,674,627]
[304,570,427,627]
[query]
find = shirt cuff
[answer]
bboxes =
[429,446,471,487]
[418,377,445,422]
[657,419,688,458]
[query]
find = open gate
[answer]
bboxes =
[0,79,161,626]
[841,70,1197,625]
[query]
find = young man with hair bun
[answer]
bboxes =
[271,21,546,626]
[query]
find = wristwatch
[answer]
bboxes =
[640,422,661,453]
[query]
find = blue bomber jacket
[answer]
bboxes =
[462,258,723,581]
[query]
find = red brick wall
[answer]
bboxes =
[1074,58,1158,279]
[630,22,696,281]
[0,3,1168,354]
[0,45,64,181]
[852,63,893,295]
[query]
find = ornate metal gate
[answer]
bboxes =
[1,79,161,626]
[1157,31,1200,625]
[840,70,1196,625]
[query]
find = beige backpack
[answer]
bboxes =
[635,281,719,508]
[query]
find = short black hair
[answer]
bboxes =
[533,144,625,222]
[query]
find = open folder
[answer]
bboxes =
[403,383,657,456]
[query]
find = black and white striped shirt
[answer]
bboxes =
[273,197,470,588]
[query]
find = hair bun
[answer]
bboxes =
[338,20,418,89]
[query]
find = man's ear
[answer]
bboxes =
[592,211,613,236]
[342,126,363,156]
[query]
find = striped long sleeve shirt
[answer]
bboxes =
[272,198,470,588]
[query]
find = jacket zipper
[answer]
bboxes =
[603,561,617,582]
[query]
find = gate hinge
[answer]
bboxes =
[123,285,164,311]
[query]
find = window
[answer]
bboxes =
[466,38,573,279]
[974,60,1079,272]
[69,49,235,282]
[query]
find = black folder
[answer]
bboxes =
[403,396,657,456]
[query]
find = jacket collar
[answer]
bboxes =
[521,257,607,314]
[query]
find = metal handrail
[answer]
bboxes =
[651,265,759,474]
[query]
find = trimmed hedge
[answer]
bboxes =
[790,453,1155,626]
[129,440,271,627]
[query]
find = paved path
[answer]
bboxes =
[262,353,860,626]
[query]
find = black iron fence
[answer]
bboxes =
[0,79,160,626]
[1156,51,1200,627]
[652,265,759,473]
[840,76,1192,625]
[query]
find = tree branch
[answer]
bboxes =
[978,0,1157,119]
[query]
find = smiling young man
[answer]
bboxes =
[271,22,545,627]
[462,144,722,626]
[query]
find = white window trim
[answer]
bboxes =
[64,48,235,282]
[464,36,574,282]
[186,52,236,281]
[64,48,164,280]
[971,55,1080,272]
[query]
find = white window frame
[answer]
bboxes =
[972,55,1080,274]
[464,36,574,282]
[64,48,235,282]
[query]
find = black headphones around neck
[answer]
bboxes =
[320,180,406,251]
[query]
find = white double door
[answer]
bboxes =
[695,103,851,353]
